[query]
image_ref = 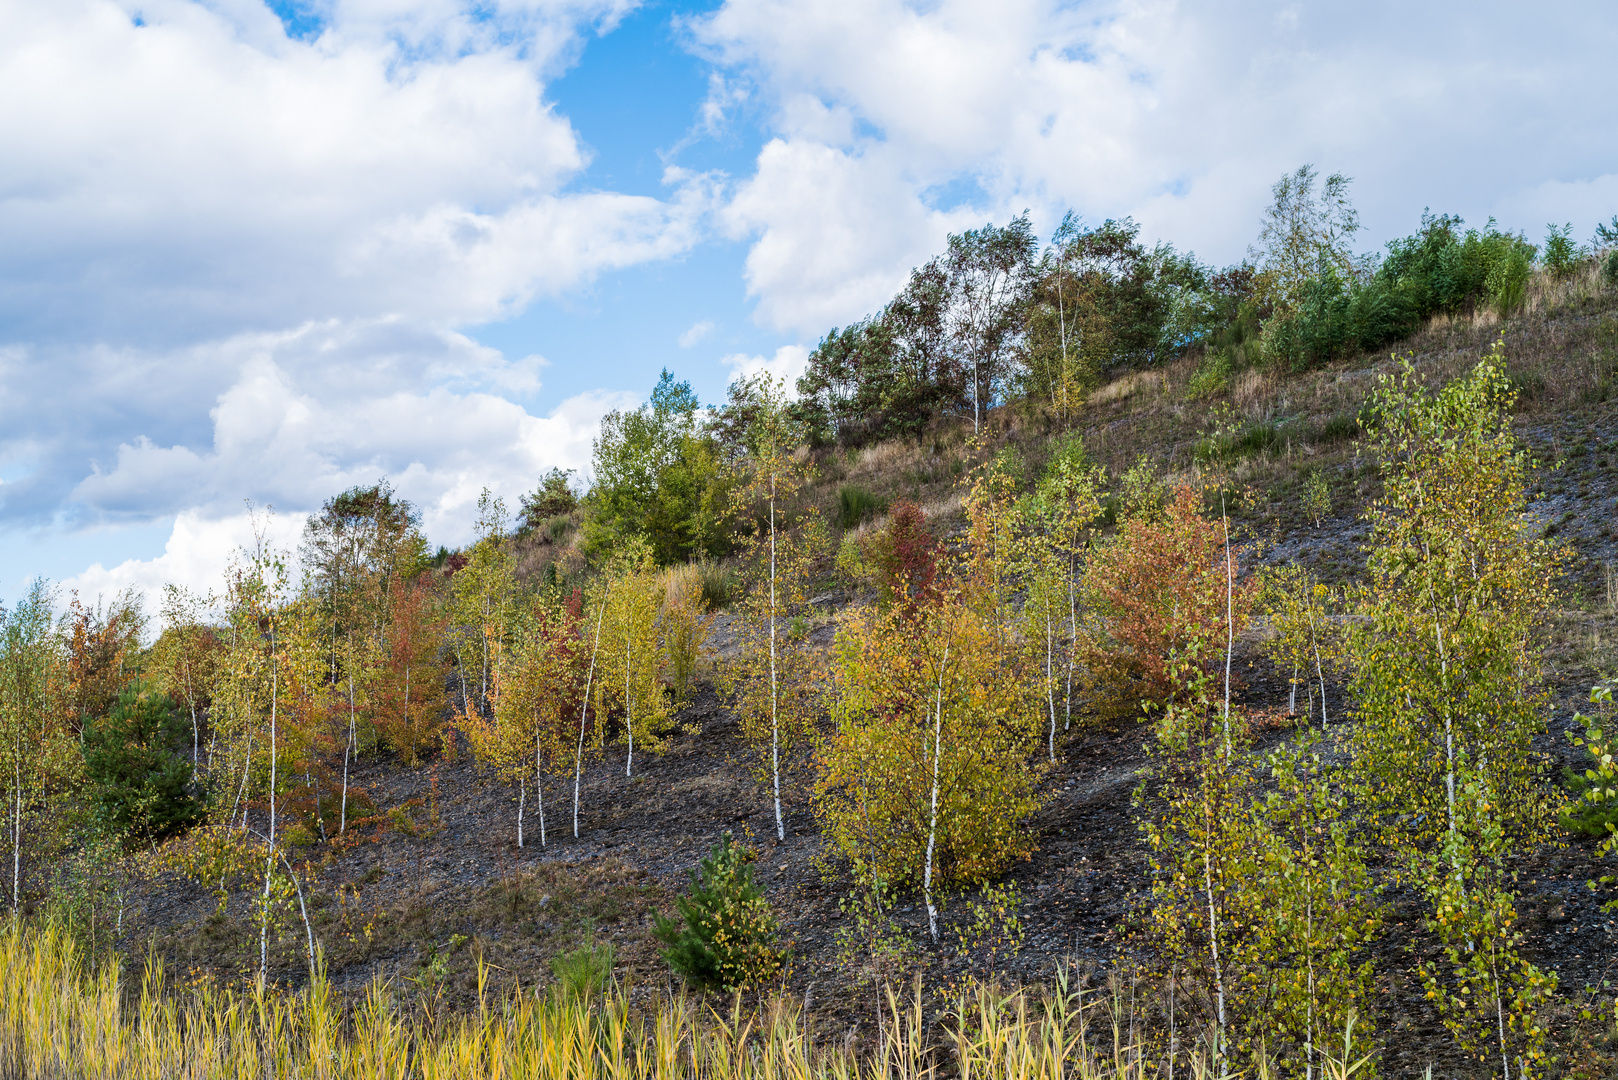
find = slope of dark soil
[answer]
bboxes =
[85,291,1618,1074]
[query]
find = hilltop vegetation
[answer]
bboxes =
[5,170,1618,1078]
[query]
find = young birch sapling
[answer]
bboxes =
[597,543,668,778]
[725,374,825,840]
[1017,436,1104,757]
[1347,346,1562,1075]
[817,511,1041,937]
[472,592,587,847]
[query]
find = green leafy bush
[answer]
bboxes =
[82,683,202,842]
[653,834,786,991]
[1543,222,1580,280]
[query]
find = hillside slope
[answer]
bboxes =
[114,276,1618,1074]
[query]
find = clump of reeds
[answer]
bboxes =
[0,920,1368,1080]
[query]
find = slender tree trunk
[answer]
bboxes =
[1204,795,1227,1074]
[1056,273,1069,417]
[624,629,634,777]
[1222,507,1235,753]
[1046,609,1057,763]
[1495,953,1510,1080]
[1065,565,1077,731]
[536,729,547,848]
[270,646,279,846]
[262,633,279,983]
[1289,665,1299,715]
[517,774,525,848]
[11,756,19,915]
[924,640,950,943]
[1313,633,1328,728]
[575,598,607,839]
[189,681,199,768]
[341,661,355,835]
[769,475,784,840]
[480,602,490,711]
[1305,871,1316,1080]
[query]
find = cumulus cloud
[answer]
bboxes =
[695,0,1618,334]
[64,320,633,540]
[0,0,710,551]
[59,510,306,619]
[719,344,809,390]
[0,0,712,346]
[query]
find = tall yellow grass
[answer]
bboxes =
[0,921,1375,1080]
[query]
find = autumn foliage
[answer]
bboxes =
[372,582,448,766]
[1080,484,1257,719]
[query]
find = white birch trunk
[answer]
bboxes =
[624,629,634,777]
[1222,509,1234,752]
[574,598,607,838]
[924,641,950,943]
[1045,610,1057,763]
[769,474,784,840]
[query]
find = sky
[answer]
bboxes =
[2,0,1616,615]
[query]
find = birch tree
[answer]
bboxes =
[474,593,585,847]
[1019,436,1104,756]
[597,551,667,777]
[816,561,1041,937]
[1347,346,1560,1073]
[450,489,514,720]
[725,374,825,840]
[0,580,65,913]
[945,214,1038,432]
[152,585,221,771]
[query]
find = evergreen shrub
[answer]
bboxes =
[653,834,786,992]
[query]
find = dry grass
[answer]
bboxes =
[0,920,1375,1080]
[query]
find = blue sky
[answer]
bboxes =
[1,0,1616,613]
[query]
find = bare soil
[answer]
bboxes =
[95,295,1618,1075]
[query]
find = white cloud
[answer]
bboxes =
[695,0,1618,334]
[0,0,711,345]
[0,0,714,549]
[59,510,305,620]
[719,344,809,390]
[678,319,715,347]
[64,320,633,542]
[720,139,974,337]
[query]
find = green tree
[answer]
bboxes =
[83,683,203,841]
[1251,164,1361,317]
[817,575,1041,939]
[518,468,579,534]
[947,214,1039,433]
[596,544,668,777]
[1347,346,1561,1073]
[0,580,68,913]
[1240,737,1380,1074]
[724,375,826,840]
[449,489,515,721]
[150,585,221,773]
[1018,435,1104,754]
[1262,564,1339,723]
[1138,648,1251,1070]
[473,592,586,847]
[583,370,736,563]
[653,834,786,991]
[300,481,425,832]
